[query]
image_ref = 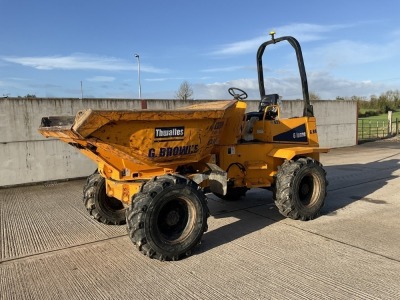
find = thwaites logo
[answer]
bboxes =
[155,126,184,139]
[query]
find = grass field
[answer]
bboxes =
[358,111,400,121]
[358,111,400,140]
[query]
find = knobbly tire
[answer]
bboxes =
[83,172,127,225]
[126,174,209,261]
[275,157,327,221]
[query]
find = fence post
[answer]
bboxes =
[383,121,385,137]
[388,111,393,136]
[382,121,387,138]
[361,119,364,140]
[369,121,372,139]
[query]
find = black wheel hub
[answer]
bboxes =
[300,182,310,196]
[158,199,189,242]
[299,175,314,205]
[165,210,180,226]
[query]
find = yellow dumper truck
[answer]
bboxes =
[39,34,328,261]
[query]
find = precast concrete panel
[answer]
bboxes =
[0,98,356,186]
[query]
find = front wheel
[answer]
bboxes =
[275,158,327,220]
[126,174,209,261]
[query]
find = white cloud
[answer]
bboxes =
[201,65,254,73]
[0,77,30,94]
[273,23,350,43]
[145,76,213,82]
[5,77,30,81]
[193,79,260,99]
[307,71,388,99]
[309,37,400,68]
[1,54,168,73]
[145,77,186,82]
[87,76,115,82]
[210,23,353,56]
[145,78,168,82]
[192,72,394,100]
[210,36,266,56]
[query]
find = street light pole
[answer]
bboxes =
[134,54,142,99]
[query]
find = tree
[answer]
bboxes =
[309,92,320,100]
[175,81,193,100]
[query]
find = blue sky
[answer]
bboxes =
[1,0,400,100]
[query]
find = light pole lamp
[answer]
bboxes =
[134,53,142,99]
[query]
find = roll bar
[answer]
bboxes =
[256,33,314,117]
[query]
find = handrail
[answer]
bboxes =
[256,34,314,117]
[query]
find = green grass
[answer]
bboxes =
[359,108,380,114]
[358,111,399,140]
[358,111,400,121]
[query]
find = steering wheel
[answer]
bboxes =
[228,87,248,100]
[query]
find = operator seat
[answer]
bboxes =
[245,94,279,120]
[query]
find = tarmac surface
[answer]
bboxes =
[1,140,400,299]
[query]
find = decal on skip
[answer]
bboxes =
[148,145,199,158]
[155,126,184,139]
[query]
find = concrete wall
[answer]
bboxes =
[282,100,357,148]
[0,98,357,186]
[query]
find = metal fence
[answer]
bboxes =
[358,118,399,142]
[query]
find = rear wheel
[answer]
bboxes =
[126,174,209,261]
[275,157,327,220]
[83,172,127,225]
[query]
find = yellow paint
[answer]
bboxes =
[38,99,329,204]
[106,180,142,204]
